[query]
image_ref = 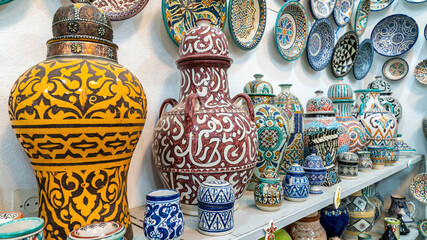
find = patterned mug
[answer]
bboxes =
[388,195,416,223]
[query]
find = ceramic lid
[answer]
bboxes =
[0,218,44,239]
[303,148,325,169]
[337,152,359,163]
[243,74,275,97]
[367,76,391,94]
[178,18,230,62]
[306,90,335,115]
[286,160,305,174]
[259,166,280,183]
[327,78,354,101]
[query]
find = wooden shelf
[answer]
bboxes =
[130,154,424,240]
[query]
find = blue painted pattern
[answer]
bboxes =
[307,18,335,71]
[353,39,374,80]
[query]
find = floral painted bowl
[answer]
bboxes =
[333,0,354,27]
[275,1,309,61]
[410,173,427,204]
[309,0,336,19]
[307,18,335,71]
[351,0,370,36]
[370,0,393,11]
[353,39,374,80]
[382,58,409,81]
[68,222,125,240]
[0,212,23,225]
[418,219,427,237]
[0,217,44,240]
[415,59,427,85]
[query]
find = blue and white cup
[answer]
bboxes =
[197,179,235,236]
[144,189,184,240]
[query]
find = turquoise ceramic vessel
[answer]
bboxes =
[0,217,44,240]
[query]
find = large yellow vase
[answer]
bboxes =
[8,2,147,240]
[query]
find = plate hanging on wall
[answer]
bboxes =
[405,0,427,3]
[331,31,359,78]
[228,0,267,51]
[410,173,427,204]
[370,0,393,11]
[70,0,149,21]
[371,14,418,57]
[425,24,427,40]
[309,0,337,19]
[274,1,309,61]
[162,0,227,46]
[333,0,354,27]
[307,19,335,71]
[0,0,13,5]
[353,39,373,80]
[414,59,427,85]
[382,58,409,81]
[351,0,370,36]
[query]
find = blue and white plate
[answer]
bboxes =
[353,39,373,80]
[370,0,393,11]
[331,31,359,78]
[307,19,335,71]
[275,1,309,61]
[351,0,370,36]
[333,0,354,27]
[405,0,427,3]
[382,58,409,81]
[371,14,418,57]
[228,0,267,51]
[310,0,336,19]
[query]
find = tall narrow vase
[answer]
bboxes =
[152,19,258,216]
[8,2,147,240]
[275,84,304,178]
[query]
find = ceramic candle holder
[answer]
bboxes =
[0,217,44,240]
[68,222,126,240]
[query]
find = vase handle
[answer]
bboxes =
[159,98,178,119]
[231,93,255,122]
[185,93,201,132]
[407,201,416,218]
[358,103,366,116]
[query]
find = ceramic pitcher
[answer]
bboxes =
[388,195,416,223]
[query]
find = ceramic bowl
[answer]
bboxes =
[410,173,427,204]
[0,217,44,240]
[414,59,427,85]
[371,14,418,57]
[275,1,309,61]
[307,18,335,71]
[333,0,354,27]
[382,58,409,81]
[331,31,359,78]
[370,0,393,11]
[351,0,370,36]
[310,0,336,19]
[405,0,427,2]
[68,222,125,240]
[0,212,23,225]
[353,39,374,80]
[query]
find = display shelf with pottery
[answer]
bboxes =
[383,58,409,81]
[333,0,354,27]
[414,59,427,85]
[306,18,335,71]
[70,0,149,20]
[370,0,393,11]
[130,155,424,240]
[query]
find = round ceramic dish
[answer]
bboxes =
[162,0,227,46]
[353,39,374,80]
[410,173,427,204]
[382,58,409,81]
[307,19,335,71]
[333,0,354,27]
[228,0,267,51]
[0,212,23,225]
[275,1,309,61]
[351,0,370,36]
[331,31,359,78]
[70,0,149,21]
[406,0,427,2]
[371,14,418,57]
[0,0,13,5]
[418,219,427,237]
[415,59,427,85]
[0,217,44,239]
[68,222,125,240]
[370,0,393,11]
[310,0,336,19]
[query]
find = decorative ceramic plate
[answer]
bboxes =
[0,0,13,5]
[382,58,409,81]
[70,0,149,21]
[415,59,427,85]
[410,173,427,204]
[406,0,427,3]
[419,219,427,237]
[351,0,370,36]
[353,39,373,80]
[307,19,335,71]
[310,0,336,19]
[333,0,354,27]
[370,0,393,11]
[275,1,309,61]
[331,31,359,78]
[162,0,227,46]
[371,14,418,57]
[228,0,267,51]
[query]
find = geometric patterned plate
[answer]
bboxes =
[162,0,227,46]
[415,59,427,85]
[371,14,418,57]
[333,0,354,27]
[352,0,370,36]
[307,18,335,71]
[332,31,359,78]
[370,0,393,11]
[382,58,409,81]
[353,39,374,80]
[0,0,13,5]
[410,173,427,204]
[228,0,267,51]
[70,0,149,21]
[309,0,337,19]
[275,1,309,61]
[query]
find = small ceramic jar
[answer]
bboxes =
[290,212,327,240]
[0,211,23,224]
[385,147,399,166]
[368,146,387,170]
[0,217,44,240]
[320,204,350,239]
[303,148,327,194]
[254,166,284,211]
[68,222,126,240]
[337,152,359,179]
[283,160,309,201]
[357,151,372,172]
[144,189,185,240]
[198,179,235,235]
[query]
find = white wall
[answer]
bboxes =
[0,0,425,211]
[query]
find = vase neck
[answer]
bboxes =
[357,91,383,113]
[334,101,353,117]
[279,84,291,93]
[46,40,118,62]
